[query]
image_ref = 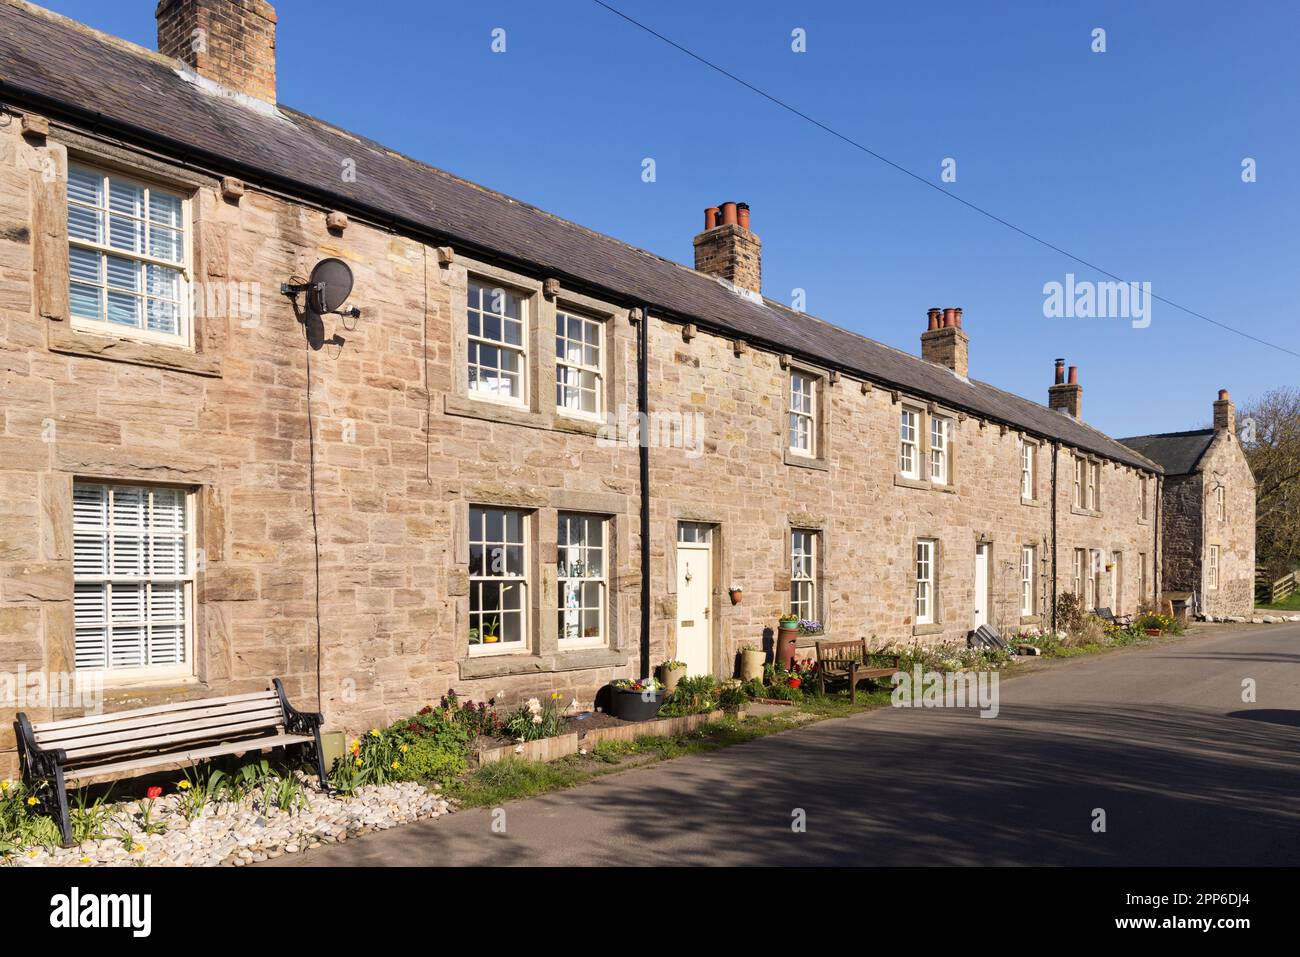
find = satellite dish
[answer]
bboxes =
[307,258,354,314]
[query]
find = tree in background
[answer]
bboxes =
[1239,386,1300,577]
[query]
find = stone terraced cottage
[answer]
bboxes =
[0,0,1250,773]
[1119,392,1257,621]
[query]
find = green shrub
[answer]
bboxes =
[718,682,747,712]
[394,736,467,782]
[387,706,472,783]
[659,675,720,717]
[1055,592,1086,634]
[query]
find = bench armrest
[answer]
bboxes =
[13,712,68,781]
[272,678,325,735]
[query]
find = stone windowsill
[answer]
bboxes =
[458,647,628,680]
[94,677,211,714]
[784,449,829,471]
[1070,506,1102,518]
[912,622,945,637]
[1021,496,1042,508]
[48,322,222,378]
[444,393,602,436]
[894,474,957,494]
[1019,615,1042,625]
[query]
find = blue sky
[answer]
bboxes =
[41,0,1299,437]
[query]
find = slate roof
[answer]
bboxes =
[1116,430,1216,477]
[0,0,1160,472]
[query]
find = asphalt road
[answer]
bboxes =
[268,622,1300,866]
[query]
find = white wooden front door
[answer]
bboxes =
[973,543,990,629]
[675,527,712,677]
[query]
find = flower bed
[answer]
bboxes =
[1,774,446,868]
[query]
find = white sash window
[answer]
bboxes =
[558,513,605,646]
[67,165,189,346]
[73,482,193,677]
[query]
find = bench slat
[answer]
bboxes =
[61,713,288,762]
[49,706,286,754]
[32,689,279,733]
[34,698,286,746]
[61,734,314,783]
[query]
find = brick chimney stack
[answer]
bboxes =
[920,307,969,377]
[1213,388,1236,434]
[1048,359,1083,418]
[157,0,278,104]
[693,202,762,295]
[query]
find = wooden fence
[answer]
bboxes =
[1257,569,1296,605]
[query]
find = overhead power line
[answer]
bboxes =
[591,0,1300,360]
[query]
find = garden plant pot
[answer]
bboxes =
[609,686,664,722]
[740,648,765,681]
[1145,628,1161,637]
[729,589,743,605]
[775,627,799,671]
[657,664,686,696]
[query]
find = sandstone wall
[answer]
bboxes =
[0,115,1160,775]
[1198,432,1256,618]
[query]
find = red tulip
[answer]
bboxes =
[145,786,162,800]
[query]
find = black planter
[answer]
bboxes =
[609,686,664,722]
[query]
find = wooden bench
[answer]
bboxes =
[814,639,901,703]
[14,678,328,847]
[1094,606,1133,627]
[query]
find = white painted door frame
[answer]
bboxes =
[973,542,990,630]
[675,537,713,677]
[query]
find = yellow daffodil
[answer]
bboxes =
[354,759,362,767]
[26,796,38,807]
[552,692,560,700]
[391,760,400,769]
[177,780,192,790]
[132,843,145,853]
[369,729,380,738]
[399,744,409,753]
[27,850,38,858]
[0,779,11,791]
[79,856,91,864]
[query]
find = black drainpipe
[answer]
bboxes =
[1050,440,1060,634]
[637,305,652,680]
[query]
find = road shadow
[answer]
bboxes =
[273,699,1300,867]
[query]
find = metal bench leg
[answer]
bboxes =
[311,726,331,796]
[51,763,74,848]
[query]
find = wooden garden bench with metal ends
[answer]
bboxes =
[14,678,328,847]
[814,639,901,703]
[1094,606,1133,627]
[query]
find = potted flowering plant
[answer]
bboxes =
[796,619,824,636]
[656,659,688,695]
[776,614,800,669]
[728,584,744,605]
[609,676,664,721]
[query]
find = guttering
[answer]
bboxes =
[636,305,652,681]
